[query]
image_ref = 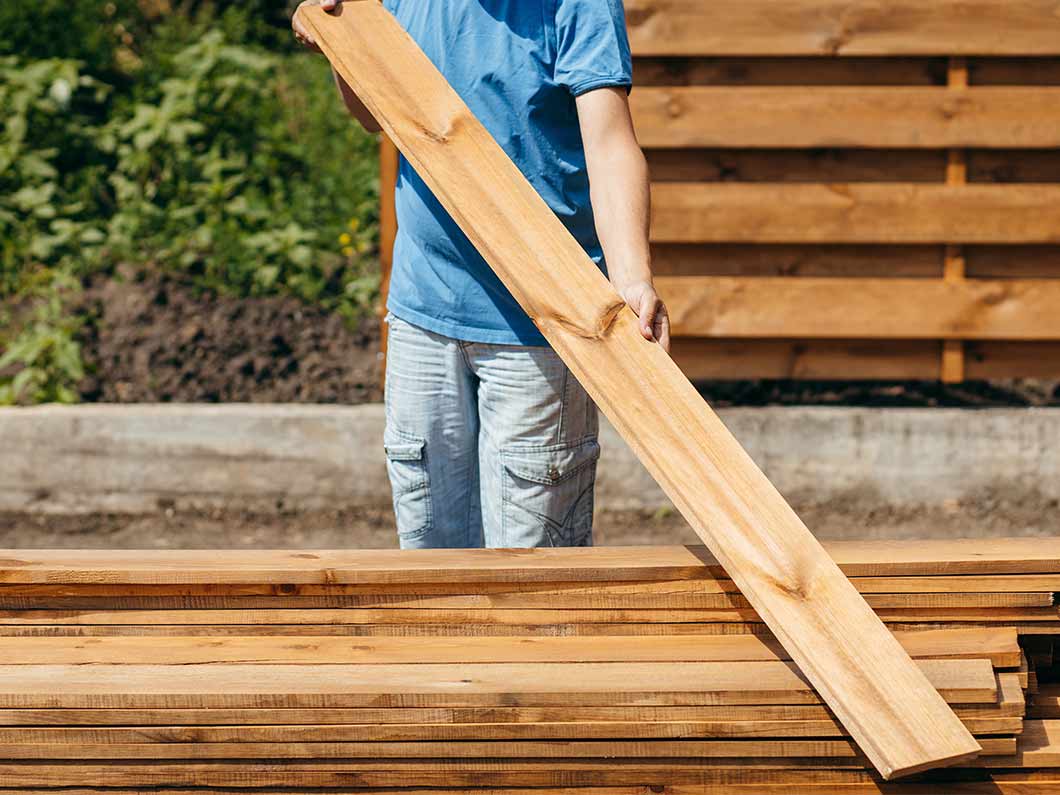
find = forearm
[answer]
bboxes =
[332,66,382,133]
[586,138,653,291]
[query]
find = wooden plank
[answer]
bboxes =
[0,620,1039,639]
[624,0,1060,56]
[4,539,1060,583]
[657,277,1060,340]
[632,87,1060,149]
[0,699,1021,727]
[0,590,1044,610]
[650,183,1060,244]
[0,627,1020,667]
[4,572,1058,595]
[3,575,1059,596]
[0,736,1017,761]
[0,762,898,789]
[0,606,1053,626]
[0,657,997,708]
[1,589,1044,610]
[984,720,1060,768]
[0,716,1021,743]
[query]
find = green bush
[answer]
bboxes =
[0,269,84,405]
[1,3,382,402]
[0,0,145,80]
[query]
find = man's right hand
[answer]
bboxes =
[292,0,340,53]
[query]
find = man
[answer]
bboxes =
[294,0,668,550]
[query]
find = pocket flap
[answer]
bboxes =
[502,439,600,486]
[384,440,425,462]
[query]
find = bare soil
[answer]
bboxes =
[2,492,1054,550]
[75,271,382,404]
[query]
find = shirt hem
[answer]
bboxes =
[568,75,633,97]
[386,299,550,347]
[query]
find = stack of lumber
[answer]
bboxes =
[1,539,1060,792]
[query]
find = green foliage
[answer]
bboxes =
[0,269,84,405]
[0,57,112,296]
[100,28,380,318]
[0,0,145,79]
[1,2,381,402]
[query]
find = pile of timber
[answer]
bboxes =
[1,538,1060,792]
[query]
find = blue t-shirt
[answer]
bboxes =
[383,0,633,346]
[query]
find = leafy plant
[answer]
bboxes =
[0,3,383,404]
[0,269,85,405]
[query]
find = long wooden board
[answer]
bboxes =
[650,183,1060,244]
[0,736,1018,761]
[0,607,1053,626]
[5,540,1060,583]
[0,628,1019,666]
[0,716,1021,742]
[0,658,997,708]
[0,590,1044,610]
[4,574,1060,594]
[623,0,1060,56]
[0,695,1023,726]
[658,277,1060,340]
[632,87,1060,149]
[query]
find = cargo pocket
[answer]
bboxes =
[500,438,600,547]
[384,435,432,543]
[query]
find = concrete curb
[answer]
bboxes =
[1,403,1058,515]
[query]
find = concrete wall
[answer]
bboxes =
[2,404,1057,516]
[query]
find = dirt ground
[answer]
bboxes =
[2,492,1054,550]
[75,271,383,404]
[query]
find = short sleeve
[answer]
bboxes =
[554,0,633,97]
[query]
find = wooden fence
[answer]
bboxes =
[378,1,1060,382]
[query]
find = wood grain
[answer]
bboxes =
[632,87,1060,149]
[0,658,997,708]
[623,0,1060,56]
[650,183,1060,244]
[658,277,1060,340]
[0,627,1021,667]
[5,538,1060,582]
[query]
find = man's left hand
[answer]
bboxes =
[617,280,670,353]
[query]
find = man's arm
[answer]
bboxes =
[576,87,669,351]
[293,0,382,133]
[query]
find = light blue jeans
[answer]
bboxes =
[383,314,599,549]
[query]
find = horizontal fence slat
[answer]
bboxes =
[625,0,1060,56]
[633,87,1060,149]
[651,183,1060,243]
[658,277,1060,340]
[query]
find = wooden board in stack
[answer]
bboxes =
[0,539,1059,792]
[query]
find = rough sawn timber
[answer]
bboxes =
[295,1,980,779]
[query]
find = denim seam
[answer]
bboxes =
[500,436,600,454]
[558,363,569,442]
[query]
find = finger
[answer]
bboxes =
[656,306,671,353]
[321,0,338,9]
[639,295,656,341]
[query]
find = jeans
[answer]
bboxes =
[383,314,599,549]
